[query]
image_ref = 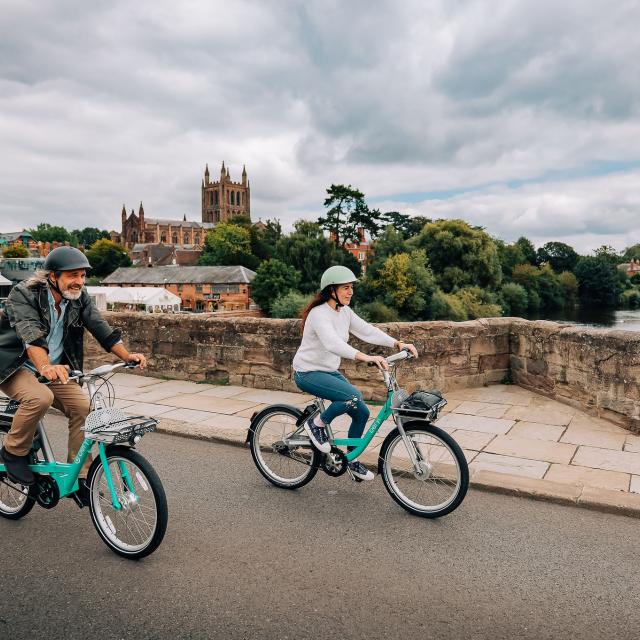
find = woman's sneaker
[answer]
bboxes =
[303,418,331,453]
[348,460,374,481]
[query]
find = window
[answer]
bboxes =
[214,191,219,205]
[236,192,241,206]
[160,233,166,243]
[194,235,200,245]
[358,252,366,261]
[209,192,213,206]
[172,233,178,244]
[196,285,203,293]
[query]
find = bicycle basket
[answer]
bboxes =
[83,407,157,444]
[394,390,447,419]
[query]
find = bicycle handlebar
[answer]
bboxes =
[37,362,140,384]
[366,347,414,368]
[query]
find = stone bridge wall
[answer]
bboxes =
[84,313,640,432]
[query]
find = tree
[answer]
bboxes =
[199,223,258,270]
[319,184,382,247]
[271,291,310,319]
[373,249,438,320]
[85,239,131,277]
[227,215,281,263]
[536,242,579,273]
[573,256,622,307]
[495,240,526,278]
[515,237,537,265]
[2,243,29,258]
[28,223,72,243]
[250,259,301,315]
[622,244,640,261]
[378,212,431,238]
[275,220,360,294]
[593,245,622,267]
[500,282,529,316]
[71,227,109,248]
[365,226,408,281]
[412,219,502,292]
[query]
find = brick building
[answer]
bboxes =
[330,227,372,273]
[202,161,250,223]
[102,265,256,312]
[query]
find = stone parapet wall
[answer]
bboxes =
[84,313,511,402]
[84,313,640,431]
[510,320,640,432]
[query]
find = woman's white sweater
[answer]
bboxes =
[292,303,396,373]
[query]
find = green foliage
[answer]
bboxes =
[430,290,468,321]
[379,212,431,238]
[412,219,502,292]
[319,184,381,246]
[85,239,131,277]
[536,242,579,273]
[453,287,502,319]
[228,215,281,262]
[495,240,526,278]
[511,263,565,310]
[558,271,579,305]
[2,243,29,258]
[500,282,529,316]
[71,227,110,248]
[366,226,408,281]
[573,256,622,307]
[353,301,400,323]
[515,237,537,265]
[372,249,437,320]
[199,223,258,270]
[271,290,311,319]
[275,220,360,294]
[251,259,301,315]
[620,288,640,309]
[593,245,622,266]
[28,223,72,243]
[622,244,640,261]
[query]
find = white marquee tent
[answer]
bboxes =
[86,286,181,313]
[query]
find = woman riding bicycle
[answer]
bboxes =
[292,265,418,481]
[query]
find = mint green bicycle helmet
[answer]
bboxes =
[320,265,357,291]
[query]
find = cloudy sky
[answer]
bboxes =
[1,0,639,253]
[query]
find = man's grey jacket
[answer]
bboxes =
[0,281,121,384]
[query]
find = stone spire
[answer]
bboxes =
[242,164,247,186]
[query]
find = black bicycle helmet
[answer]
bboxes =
[43,246,92,272]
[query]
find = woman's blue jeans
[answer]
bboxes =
[293,370,370,444]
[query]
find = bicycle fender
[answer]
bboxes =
[245,404,303,445]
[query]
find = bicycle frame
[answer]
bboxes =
[0,366,139,510]
[290,351,426,468]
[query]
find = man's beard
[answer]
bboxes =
[61,287,82,300]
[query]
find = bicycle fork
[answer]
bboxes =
[97,444,137,510]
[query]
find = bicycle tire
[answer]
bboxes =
[87,446,168,559]
[379,422,469,518]
[249,405,320,489]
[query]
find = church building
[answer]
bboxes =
[112,163,251,250]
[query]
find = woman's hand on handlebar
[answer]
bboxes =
[395,341,418,358]
[40,363,70,384]
[356,352,389,370]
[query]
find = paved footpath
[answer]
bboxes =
[65,373,640,517]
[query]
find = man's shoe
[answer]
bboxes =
[0,447,35,486]
[348,460,374,481]
[70,478,91,508]
[302,418,331,453]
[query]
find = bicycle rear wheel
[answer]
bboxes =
[379,423,468,518]
[88,446,168,559]
[0,431,36,520]
[249,406,320,489]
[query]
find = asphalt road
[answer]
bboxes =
[1,413,640,640]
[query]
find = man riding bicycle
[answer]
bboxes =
[0,246,146,503]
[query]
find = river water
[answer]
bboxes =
[523,307,640,332]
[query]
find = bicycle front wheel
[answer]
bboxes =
[88,447,168,559]
[379,424,469,518]
[249,406,320,489]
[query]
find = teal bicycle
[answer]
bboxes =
[248,349,469,518]
[0,362,168,559]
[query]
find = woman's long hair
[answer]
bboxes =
[300,287,332,333]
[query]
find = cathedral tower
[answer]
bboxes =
[201,162,251,224]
